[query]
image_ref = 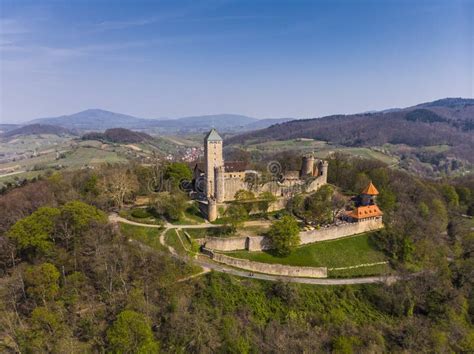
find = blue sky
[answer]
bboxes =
[0,0,472,123]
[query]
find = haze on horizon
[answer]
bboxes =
[0,0,472,124]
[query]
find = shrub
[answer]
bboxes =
[131,208,151,219]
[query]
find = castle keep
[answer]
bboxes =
[194,129,329,221]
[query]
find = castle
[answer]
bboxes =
[194,129,328,221]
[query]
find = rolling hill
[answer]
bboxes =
[2,124,74,138]
[29,109,152,130]
[82,128,152,144]
[227,98,474,162]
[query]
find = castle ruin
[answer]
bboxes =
[194,129,329,221]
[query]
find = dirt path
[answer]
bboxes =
[109,214,270,229]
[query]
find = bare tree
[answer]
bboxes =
[99,168,139,209]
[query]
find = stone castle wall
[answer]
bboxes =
[204,236,248,251]
[211,252,327,278]
[223,178,247,201]
[203,218,383,252]
[299,217,383,244]
[306,174,327,193]
[220,168,327,203]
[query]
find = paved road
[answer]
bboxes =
[111,213,398,285]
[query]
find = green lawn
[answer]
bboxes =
[169,204,206,225]
[165,229,201,256]
[118,208,163,225]
[163,230,204,279]
[165,229,187,255]
[329,263,391,278]
[119,223,166,252]
[226,233,387,269]
[183,204,206,224]
[184,226,231,239]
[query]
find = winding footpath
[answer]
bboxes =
[110,213,399,286]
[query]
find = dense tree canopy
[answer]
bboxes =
[268,215,300,256]
[7,207,60,258]
[107,310,159,353]
[163,162,192,191]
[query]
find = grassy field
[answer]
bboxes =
[170,203,207,225]
[60,147,126,167]
[328,263,391,278]
[0,145,128,187]
[119,223,166,252]
[226,233,389,277]
[244,139,328,152]
[119,208,164,225]
[164,229,185,254]
[235,139,398,165]
[183,227,228,239]
[164,229,199,256]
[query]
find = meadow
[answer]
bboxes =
[226,233,390,277]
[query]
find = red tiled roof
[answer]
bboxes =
[193,161,247,173]
[224,161,247,172]
[346,205,383,220]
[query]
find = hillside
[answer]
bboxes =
[82,128,152,144]
[1,154,473,352]
[227,98,474,162]
[0,124,19,134]
[2,124,74,138]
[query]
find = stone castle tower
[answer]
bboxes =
[204,129,224,199]
[301,153,315,176]
[317,160,329,180]
[215,165,225,203]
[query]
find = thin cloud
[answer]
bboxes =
[0,18,29,35]
[93,16,162,31]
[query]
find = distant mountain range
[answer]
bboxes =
[4,98,473,165]
[26,109,293,133]
[227,97,474,162]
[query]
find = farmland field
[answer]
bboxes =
[233,139,398,165]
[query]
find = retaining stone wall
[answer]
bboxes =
[299,218,383,244]
[204,218,383,252]
[212,253,327,278]
[204,236,247,251]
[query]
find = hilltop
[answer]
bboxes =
[82,128,152,144]
[2,124,74,138]
[29,109,151,131]
[227,98,474,163]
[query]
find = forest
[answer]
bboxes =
[227,102,474,164]
[0,154,473,352]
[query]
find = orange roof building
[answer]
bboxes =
[345,181,383,222]
[346,205,383,221]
